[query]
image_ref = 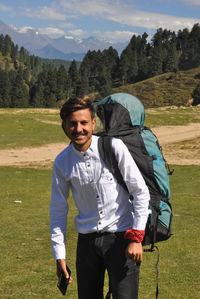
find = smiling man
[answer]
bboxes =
[50,95,150,299]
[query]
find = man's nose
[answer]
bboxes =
[75,123,82,133]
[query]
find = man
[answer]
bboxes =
[50,95,150,299]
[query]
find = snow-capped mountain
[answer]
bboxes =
[0,20,127,60]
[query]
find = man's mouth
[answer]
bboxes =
[73,134,86,140]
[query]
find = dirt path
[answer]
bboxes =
[0,123,200,167]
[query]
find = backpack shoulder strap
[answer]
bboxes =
[98,136,129,194]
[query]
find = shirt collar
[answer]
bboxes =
[72,135,98,157]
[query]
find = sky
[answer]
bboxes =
[0,0,200,42]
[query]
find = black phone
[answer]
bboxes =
[57,265,71,296]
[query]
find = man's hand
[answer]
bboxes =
[56,259,73,284]
[125,242,143,264]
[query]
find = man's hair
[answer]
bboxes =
[60,95,95,121]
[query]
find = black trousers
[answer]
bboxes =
[76,232,140,299]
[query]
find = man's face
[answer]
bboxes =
[63,108,96,152]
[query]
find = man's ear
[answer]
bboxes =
[92,117,96,129]
[62,121,68,137]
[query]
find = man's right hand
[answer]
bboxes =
[56,259,73,283]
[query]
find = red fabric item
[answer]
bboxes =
[124,229,145,243]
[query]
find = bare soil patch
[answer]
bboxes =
[0,123,200,167]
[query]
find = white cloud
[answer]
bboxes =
[15,25,65,37]
[17,26,34,33]
[95,30,137,42]
[68,29,87,37]
[59,0,116,16]
[24,6,66,21]
[38,27,65,36]
[109,10,200,32]
[0,4,12,12]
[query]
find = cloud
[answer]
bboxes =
[59,0,116,16]
[68,29,88,37]
[17,26,34,33]
[0,4,12,12]
[24,6,66,21]
[95,30,137,42]
[58,0,200,32]
[109,10,200,32]
[37,27,65,36]
[16,25,65,37]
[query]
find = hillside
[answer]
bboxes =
[114,66,200,108]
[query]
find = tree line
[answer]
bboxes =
[1,23,200,108]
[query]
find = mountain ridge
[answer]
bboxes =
[0,19,127,60]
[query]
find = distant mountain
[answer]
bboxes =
[32,44,85,61]
[0,19,128,60]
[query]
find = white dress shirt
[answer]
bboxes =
[50,135,150,259]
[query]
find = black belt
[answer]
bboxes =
[79,231,125,238]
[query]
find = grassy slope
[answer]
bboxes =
[113,66,200,108]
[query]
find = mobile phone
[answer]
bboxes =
[57,265,71,296]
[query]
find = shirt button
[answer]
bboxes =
[87,163,90,167]
[100,211,103,214]
[99,222,101,225]
[96,195,99,198]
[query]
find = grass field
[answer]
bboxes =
[0,165,199,298]
[0,107,200,298]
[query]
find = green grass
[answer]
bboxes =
[0,165,199,298]
[0,109,66,149]
[145,106,200,127]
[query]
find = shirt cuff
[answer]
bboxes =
[52,244,66,260]
[124,229,145,243]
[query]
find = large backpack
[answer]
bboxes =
[96,92,173,251]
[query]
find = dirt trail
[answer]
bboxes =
[151,123,200,144]
[0,123,200,167]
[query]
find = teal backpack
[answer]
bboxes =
[96,93,173,298]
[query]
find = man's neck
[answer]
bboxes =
[73,137,92,152]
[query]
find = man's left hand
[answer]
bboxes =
[125,242,143,263]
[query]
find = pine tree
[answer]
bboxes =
[56,65,69,101]
[43,68,57,107]
[164,45,179,73]
[76,69,89,96]
[0,69,11,107]
[10,72,29,107]
[31,81,45,107]
[150,46,164,76]
[119,48,131,85]
[97,65,112,97]
[68,60,79,95]
[2,34,12,56]
[127,49,138,83]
